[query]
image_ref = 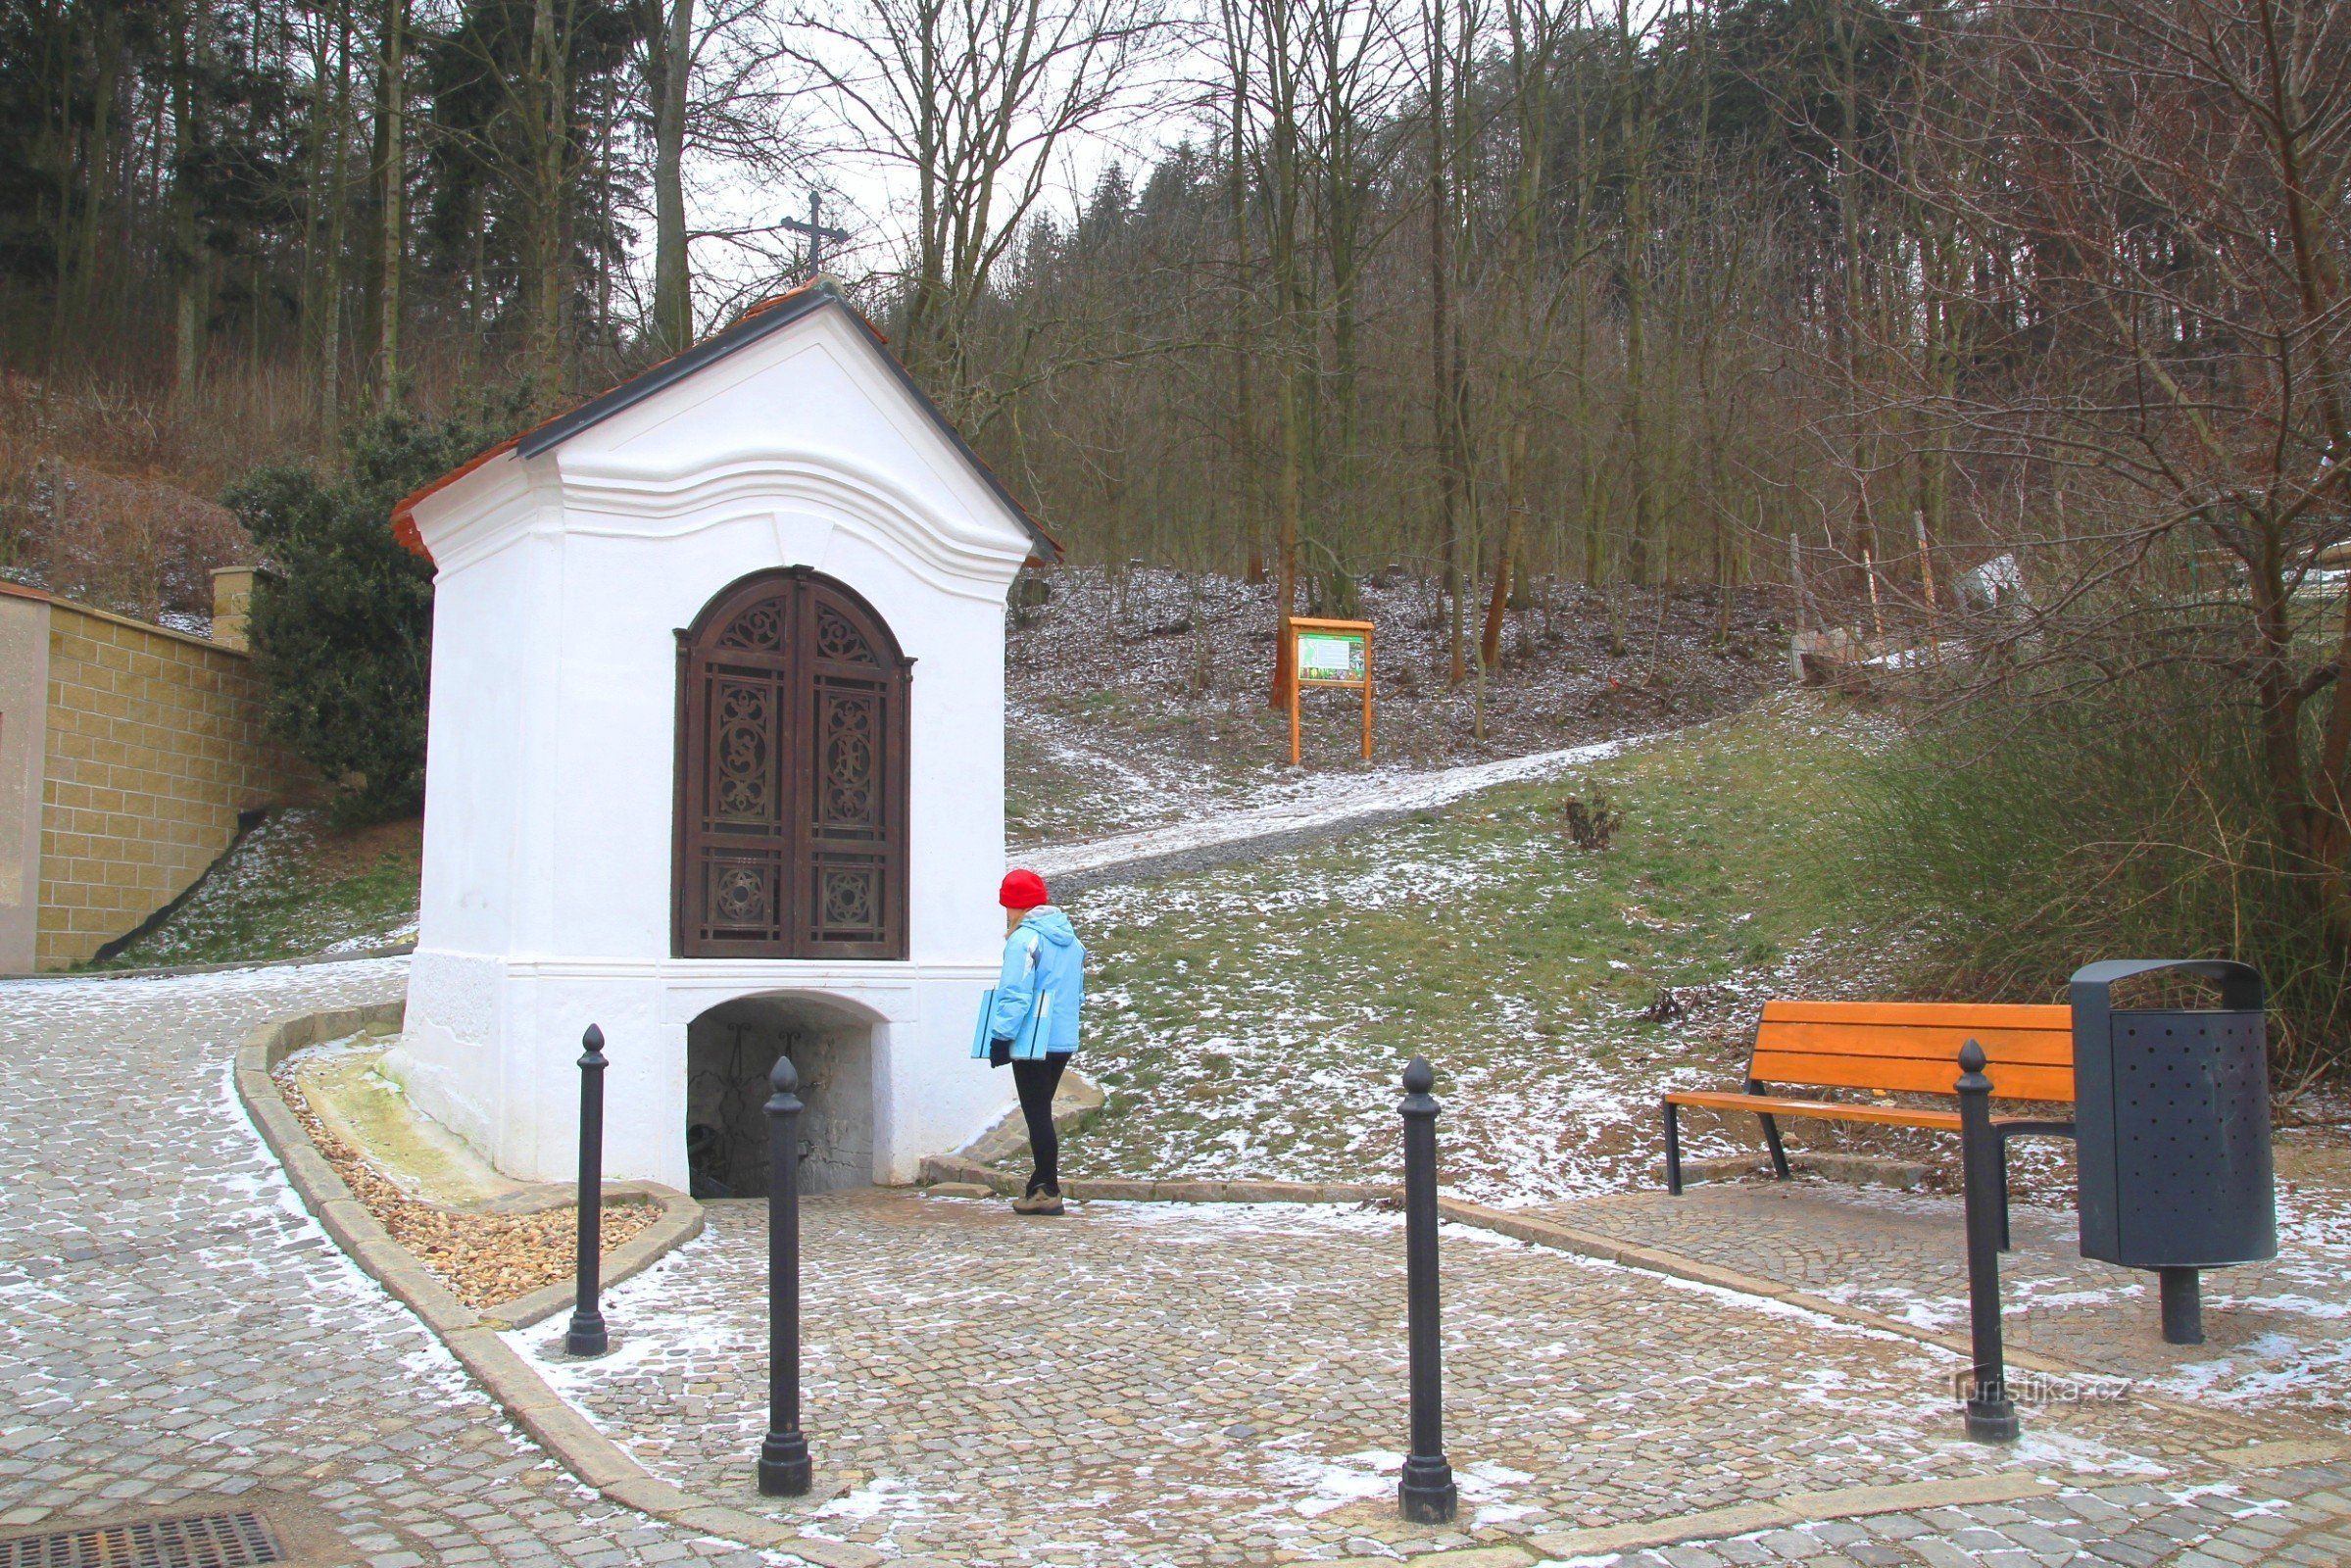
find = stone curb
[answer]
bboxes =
[478,1191,703,1330]
[235,1003,879,1567]
[919,1152,1399,1206]
[960,1066,1106,1168]
[1673,1152,1930,1191]
[1525,1472,2057,1559]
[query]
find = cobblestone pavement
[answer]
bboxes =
[517,1189,2349,1567]
[1594,1472,2351,1568]
[1525,1167,2351,1414]
[0,959,781,1565]
[12,961,2351,1568]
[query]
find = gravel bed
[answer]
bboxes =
[271,1056,658,1309]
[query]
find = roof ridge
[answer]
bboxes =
[388,281,1057,566]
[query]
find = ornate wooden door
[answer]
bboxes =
[674,569,909,959]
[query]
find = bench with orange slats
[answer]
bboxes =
[1662,1000,2078,1206]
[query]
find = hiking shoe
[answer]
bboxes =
[1011,1189,1065,1215]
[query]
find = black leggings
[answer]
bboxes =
[1011,1054,1070,1196]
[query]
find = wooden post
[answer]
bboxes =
[1788,532,1813,632]
[1360,624,1374,760]
[1915,511,1940,655]
[1286,616,1303,765]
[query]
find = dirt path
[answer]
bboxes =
[1029,728,1665,893]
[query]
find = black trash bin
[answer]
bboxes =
[2071,958,2275,1345]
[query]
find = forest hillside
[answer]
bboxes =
[7,0,2349,1076]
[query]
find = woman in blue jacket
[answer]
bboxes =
[990,867,1086,1214]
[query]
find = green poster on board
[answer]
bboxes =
[1297,631,1367,683]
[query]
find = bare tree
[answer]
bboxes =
[377,0,410,407]
[1924,0,2351,926]
[1476,0,1581,668]
[781,0,1166,416]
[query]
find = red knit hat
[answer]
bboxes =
[999,868,1049,909]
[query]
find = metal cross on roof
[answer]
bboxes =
[778,192,850,281]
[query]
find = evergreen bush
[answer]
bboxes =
[224,409,506,822]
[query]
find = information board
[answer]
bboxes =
[1281,616,1375,764]
[1297,630,1368,685]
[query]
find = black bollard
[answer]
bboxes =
[758,1054,812,1496]
[1956,1040,2018,1442]
[1396,1055,1458,1524]
[564,1025,610,1358]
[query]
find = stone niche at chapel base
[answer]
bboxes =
[378,282,1054,1193]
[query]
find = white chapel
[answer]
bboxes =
[382,279,1054,1197]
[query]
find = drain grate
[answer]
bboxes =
[1,1511,285,1568]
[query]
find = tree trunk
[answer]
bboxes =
[650,0,695,353]
[1480,0,1559,671]
[77,12,121,354]
[1229,65,1262,583]
[1427,0,1469,685]
[170,0,201,399]
[526,0,570,410]
[377,0,408,410]
[1618,16,1652,586]
[319,4,353,448]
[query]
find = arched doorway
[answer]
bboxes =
[673,568,910,959]
[685,994,877,1197]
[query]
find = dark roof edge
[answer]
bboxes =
[860,322,1063,566]
[514,282,1059,564]
[514,287,828,459]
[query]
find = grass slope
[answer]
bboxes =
[1056,696,1901,1200]
[96,808,422,968]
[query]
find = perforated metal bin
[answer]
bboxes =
[2071,959,2275,1275]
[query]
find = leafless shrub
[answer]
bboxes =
[1561,793,1622,852]
[21,459,250,618]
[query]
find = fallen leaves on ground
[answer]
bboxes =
[274,1060,660,1310]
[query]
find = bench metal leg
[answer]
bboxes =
[1987,1121,2071,1254]
[1758,1113,1790,1180]
[1663,1102,1684,1196]
[1995,1138,2012,1252]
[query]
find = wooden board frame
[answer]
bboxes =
[1282,615,1374,766]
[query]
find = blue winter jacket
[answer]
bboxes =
[990,906,1086,1054]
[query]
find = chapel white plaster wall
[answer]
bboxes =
[397,298,1028,1188]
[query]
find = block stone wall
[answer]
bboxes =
[35,601,315,967]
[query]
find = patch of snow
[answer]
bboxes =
[0,954,407,1001]
[1031,732,1660,880]
[2014,1429,2171,1477]
[325,918,419,953]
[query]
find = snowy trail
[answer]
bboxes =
[1028,729,1662,887]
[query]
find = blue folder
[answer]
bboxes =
[970,986,1049,1060]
